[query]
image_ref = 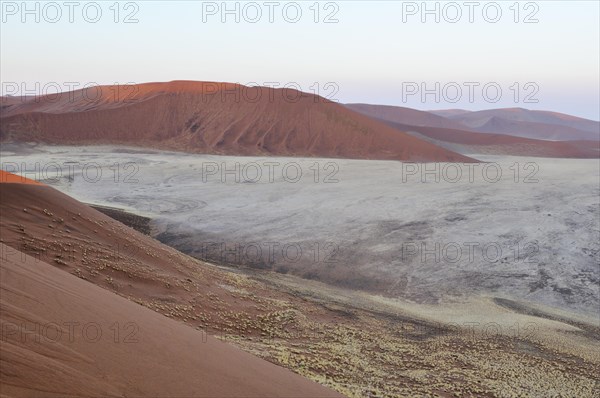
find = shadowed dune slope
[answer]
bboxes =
[0,81,473,162]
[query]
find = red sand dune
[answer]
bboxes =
[0,175,343,397]
[0,170,43,185]
[0,81,474,162]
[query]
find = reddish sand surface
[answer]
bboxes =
[0,81,474,162]
[0,170,43,185]
[0,175,343,397]
[0,246,343,397]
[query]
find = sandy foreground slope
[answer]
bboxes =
[0,244,343,398]
[1,174,599,397]
[0,81,473,163]
[0,174,343,397]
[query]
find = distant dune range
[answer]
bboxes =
[417,106,599,140]
[446,107,600,137]
[0,81,474,162]
[374,120,599,158]
[347,104,600,154]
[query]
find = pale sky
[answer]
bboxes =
[1,1,599,119]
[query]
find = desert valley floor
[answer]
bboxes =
[3,144,598,315]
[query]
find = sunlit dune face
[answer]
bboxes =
[0,170,43,185]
